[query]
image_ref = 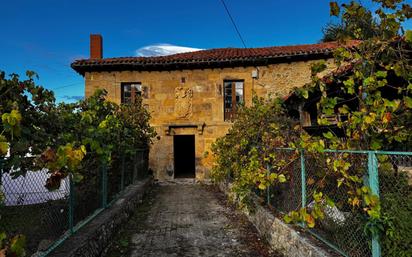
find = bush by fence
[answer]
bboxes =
[0,149,149,256]
[0,71,156,256]
[222,148,412,257]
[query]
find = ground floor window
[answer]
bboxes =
[224,80,244,121]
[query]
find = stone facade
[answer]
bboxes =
[84,59,334,180]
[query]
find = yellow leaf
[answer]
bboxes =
[278,174,286,183]
[305,214,315,228]
[10,110,22,123]
[258,183,266,190]
[0,142,8,156]
[337,178,344,187]
[307,178,315,185]
[351,197,360,207]
[80,145,87,155]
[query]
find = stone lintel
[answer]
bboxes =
[164,123,206,135]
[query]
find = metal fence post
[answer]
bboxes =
[69,173,74,234]
[300,149,306,209]
[101,162,108,208]
[368,151,381,257]
[121,154,125,191]
[266,163,270,206]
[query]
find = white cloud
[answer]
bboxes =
[135,43,203,57]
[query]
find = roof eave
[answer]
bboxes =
[71,51,334,76]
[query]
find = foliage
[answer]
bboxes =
[288,1,412,254]
[379,162,412,257]
[0,233,26,257]
[0,71,156,256]
[211,96,299,208]
[322,1,381,42]
[212,1,411,256]
[0,71,55,176]
[0,72,156,185]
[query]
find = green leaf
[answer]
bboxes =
[311,61,327,75]
[364,194,371,205]
[283,214,292,223]
[258,183,266,190]
[0,135,8,156]
[323,131,334,139]
[375,71,387,78]
[406,30,412,44]
[407,83,412,92]
[326,196,335,207]
[0,142,8,156]
[0,232,6,248]
[10,110,22,123]
[370,139,382,150]
[404,96,412,108]
[269,173,277,181]
[10,235,26,257]
[278,174,286,183]
[301,89,309,99]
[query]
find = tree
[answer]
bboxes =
[322,1,381,42]
[212,1,412,256]
[1,71,156,256]
[322,0,412,42]
[291,1,412,255]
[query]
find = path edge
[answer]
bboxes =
[218,182,336,257]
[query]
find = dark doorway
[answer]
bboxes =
[173,135,196,178]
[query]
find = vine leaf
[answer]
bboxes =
[278,174,287,183]
[330,2,340,16]
[406,30,412,44]
[404,96,412,108]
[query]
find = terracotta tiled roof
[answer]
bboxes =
[71,40,360,75]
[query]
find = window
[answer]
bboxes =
[224,80,244,121]
[121,83,142,104]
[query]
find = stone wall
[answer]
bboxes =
[84,59,335,180]
[218,182,336,257]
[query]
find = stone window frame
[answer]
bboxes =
[121,82,142,104]
[223,80,244,121]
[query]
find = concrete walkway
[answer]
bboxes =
[105,182,274,257]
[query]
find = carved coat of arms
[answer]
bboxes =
[175,87,193,118]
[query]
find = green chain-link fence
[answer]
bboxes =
[0,148,149,256]
[265,148,412,257]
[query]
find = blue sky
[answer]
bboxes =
[1,0,411,102]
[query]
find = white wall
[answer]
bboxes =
[1,169,69,206]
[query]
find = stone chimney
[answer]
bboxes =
[90,34,103,59]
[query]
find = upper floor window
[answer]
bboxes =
[224,80,244,121]
[121,82,141,104]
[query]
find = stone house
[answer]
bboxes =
[71,34,357,180]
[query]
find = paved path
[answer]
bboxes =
[105,182,274,257]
